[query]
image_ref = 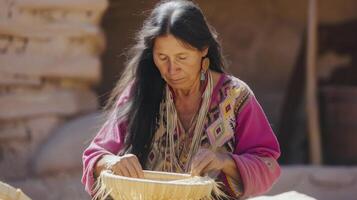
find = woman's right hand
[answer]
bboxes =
[95,154,144,178]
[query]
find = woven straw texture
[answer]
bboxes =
[0,181,31,200]
[96,170,220,200]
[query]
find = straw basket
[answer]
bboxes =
[0,181,31,200]
[96,170,222,200]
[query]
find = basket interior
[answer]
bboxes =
[142,170,192,181]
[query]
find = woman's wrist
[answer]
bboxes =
[218,152,236,175]
[94,154,118,177]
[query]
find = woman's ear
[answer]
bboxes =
[202,47,209,57]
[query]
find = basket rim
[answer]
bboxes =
[102,170,214,186]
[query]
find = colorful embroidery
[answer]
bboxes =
[206,86,241,148]
[207,117,230,148]
[146,75,251,197]
[205,77,250,151]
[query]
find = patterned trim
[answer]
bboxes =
[205,75,252,152]
[226,175,243,198]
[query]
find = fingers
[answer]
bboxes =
[127,156,144,178]
[110,154,144,178]
[110,163,123,176]
[192,149,208,165]
[119,162,131,177]
[190,149,205,172]
[192,157,213,176]
[191,149,213,176]
[129,156,144,178]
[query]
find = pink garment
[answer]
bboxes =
[81,74,280,198]
[230,95,280,198]
[81,86,131,196]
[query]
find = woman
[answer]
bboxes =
[82,0,280,199]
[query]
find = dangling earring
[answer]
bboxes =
[200,57,210,81]
[200,70,206,81]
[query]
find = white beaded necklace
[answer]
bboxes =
[161,71,213,172]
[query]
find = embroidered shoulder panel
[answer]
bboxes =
[201,75,252,152]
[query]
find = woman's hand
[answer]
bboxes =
[95,154,144,178]
[190,148,231,176]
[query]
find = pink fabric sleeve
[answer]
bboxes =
[81,86,132,195]
[222,95,281,198]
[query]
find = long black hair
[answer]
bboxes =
[105,0,226,166]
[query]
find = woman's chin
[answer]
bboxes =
[168,82,183,88]
[167,80,185,87]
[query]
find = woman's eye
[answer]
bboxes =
[159,56,167,61]
[178,56,187,60]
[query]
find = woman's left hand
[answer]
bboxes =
[190,148,230,176]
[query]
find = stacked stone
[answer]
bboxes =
[0,0,108,183]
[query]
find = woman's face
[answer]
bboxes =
[153,34,208,90]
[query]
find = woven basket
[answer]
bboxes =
[0,181,31,200]
[97,170,219,200]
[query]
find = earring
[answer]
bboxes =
[200,57,210,81]
[200,70,206,81]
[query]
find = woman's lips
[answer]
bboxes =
[168,78,184,83]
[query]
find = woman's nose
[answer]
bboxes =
[167,59,180,74]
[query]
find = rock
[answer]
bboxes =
[0,140,32,179]
[0,33,104,57]
[0,55,101,82]
[31,112,103,175]
[9,171,89,200]
[17,0,108,14]
[0,19,102,38]
[0,121,29,142]
[0,0,107,198]
[4,0,108,26]
[26,116,63,149]
[0,73,41,86]
[0,88,98,120]
[0,116,62,179]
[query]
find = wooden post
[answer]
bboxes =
[306,0,323,164]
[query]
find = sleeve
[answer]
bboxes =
[221,94,281,199]
[81,85,132,196]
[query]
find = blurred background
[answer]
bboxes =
[0,0,356,199]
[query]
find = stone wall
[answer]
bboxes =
[0,0,108,199]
